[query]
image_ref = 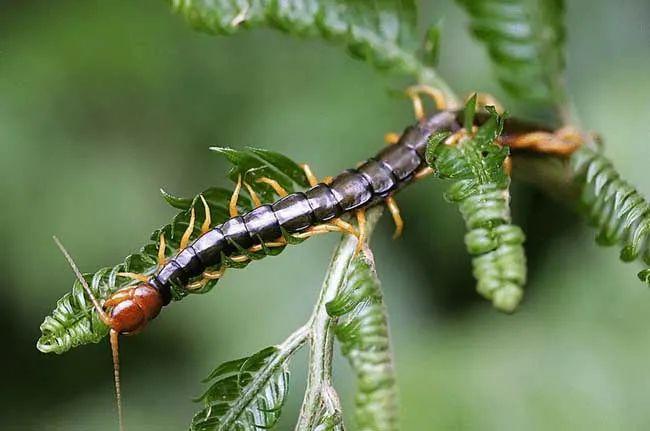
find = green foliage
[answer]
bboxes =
[426,106,527,312]
[327,251,399,431]
[171,0,420,72]
[456,0,567,105]
[191,342,298,431]
[305,388,345,431]
[37,148,308,354]
[571,146,650,285]
[422,21,442,67]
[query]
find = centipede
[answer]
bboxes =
[41,88,583,430]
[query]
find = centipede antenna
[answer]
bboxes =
[110,329,125,431]
[53,236,112,326]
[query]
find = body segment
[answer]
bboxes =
[100,109,557,331]
[144,111,457,308]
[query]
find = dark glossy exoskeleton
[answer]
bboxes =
[105,110,550,333]
[102,283,164,334]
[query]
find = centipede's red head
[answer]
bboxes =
[103,283,163,334]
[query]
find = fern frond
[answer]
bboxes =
[171,0,420,73]
[426,103,527,312]
[571,146,650,284]
[456,0,567,105]
[37,148,308,354]
[327,251,399,431]
[191,326,308,430]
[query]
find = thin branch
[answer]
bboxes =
[295,207,384,430]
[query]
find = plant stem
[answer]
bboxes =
[295,208,384,430]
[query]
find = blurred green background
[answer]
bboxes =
[1,0,649,429]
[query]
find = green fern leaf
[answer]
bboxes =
[571,146,650,285]
[456,0,566,105]
[191,347,288,431]
[427,105,527,312]
[37,148,308,354]
[327,251,399,431]
[422,20,442,67]
[171,0,420,72]
[191,327,308,431]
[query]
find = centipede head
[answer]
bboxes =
[103,284,164,335]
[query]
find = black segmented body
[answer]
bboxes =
[149,111,540,304]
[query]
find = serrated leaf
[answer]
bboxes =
[171,0,420,73]
[210,146,305,202]
[160,187,193,209]
[427,101,526,312]
[327,252,399,431]
[456,0,567,105]
[38,147,310,354]
[248,147,310,188]
[571,146,650,286]
[191,335,305,431]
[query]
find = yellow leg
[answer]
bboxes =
[180,207,195,250]
[355,210,366,254]
[229,175,242,217]
[229,254,251,264]
[406,85,448,120]
[503,128,583,156]
[244,181,262,208]
[199,195,211,234]
[157,233,167,266]
[332,218,359,237]
[444,129,469,147]
[408,91,425,121]
[248,240,287,253]
[257,177,288,197]
[293,224,347,239]
[187,278,208,291]
[384,132,401,145]
[300,163,334,186]
[503,156,513,176]
[116,272,150,283]
[414,166,434,180]
[385,196,404,239]
[203,267,226,280]
[301,163,319,187]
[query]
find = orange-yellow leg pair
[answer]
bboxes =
[299,164,367,253]
[118,194,213,289]
[502,126,584,157]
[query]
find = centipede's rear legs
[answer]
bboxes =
[503,127,584,156]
